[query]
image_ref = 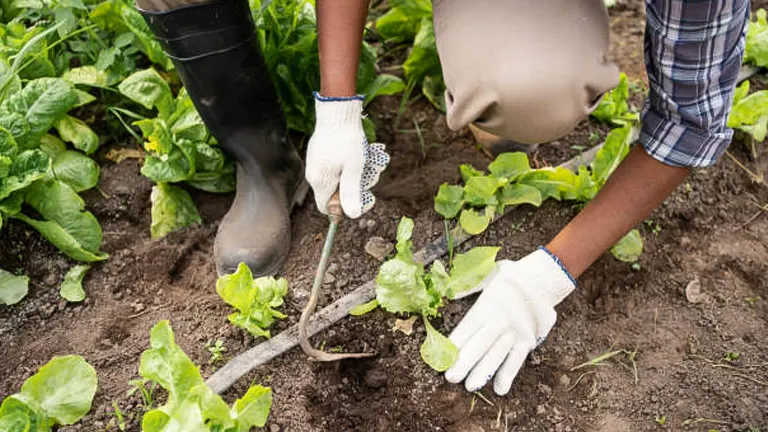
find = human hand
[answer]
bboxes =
[305,93,389,219]
[445,247,576,395]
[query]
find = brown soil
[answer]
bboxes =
[2,1,768,431]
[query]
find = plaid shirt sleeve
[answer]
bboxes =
[640,0,750,168]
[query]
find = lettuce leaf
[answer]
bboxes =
[420,318,458,372]
[0,78,77,150]
[374,0,432,43]
[459,207,493,235]
[488,152,531,180]
[0,269,28,305]
[150,183,202,240]
[434,183,464,219]
[727,80,768,142]
[15,179,107,262]
[60,264,89,302]
[447,246,500,298]
[0,355,97,428]
[611,229,643,263]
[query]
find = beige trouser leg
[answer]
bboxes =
[434,0,619,144]
[135,0,209,11]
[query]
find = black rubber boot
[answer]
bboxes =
[139,0,307,277]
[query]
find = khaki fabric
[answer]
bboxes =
[135,0,210,12]
[434,0,619,144]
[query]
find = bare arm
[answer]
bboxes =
[316,0,369,97]
[546,145,690,278]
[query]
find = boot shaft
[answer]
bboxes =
[138,0,289,166]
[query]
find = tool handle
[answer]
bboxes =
[327,191,343,224]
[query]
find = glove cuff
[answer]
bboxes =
[515,247,576,306]
[313,91,365,126]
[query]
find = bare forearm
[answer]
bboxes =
[317,0,368,97]
[546,145,690,278]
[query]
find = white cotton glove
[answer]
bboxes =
[445,247,576,396]
[305,93,390,218]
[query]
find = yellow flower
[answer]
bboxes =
[145,135,160,153]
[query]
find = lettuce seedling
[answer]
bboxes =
[352,217,499,371]
[433,123,642,264]
[216,262,288,339]
[139,320,273,431]
[591,73,639,126]
[0,355,98,430]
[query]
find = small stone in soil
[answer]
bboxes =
[685,277,709,303]
[365,236,394,261]
[323,272,336,285]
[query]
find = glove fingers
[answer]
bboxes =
[464,332,517,392]
[493,343,533,396]
[447,305,486,348]
[445,325,501,384]
[339,159,365,219]
[360,143,389,190]
[307,166,340,215]
[361,190,376,214]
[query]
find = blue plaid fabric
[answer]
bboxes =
[640,0,750,168]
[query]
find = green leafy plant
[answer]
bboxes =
[251,0,404,136]
[118,67,233,238]
[206,339,227,365]
[0,268,28,305]
[126,378,157,412]
[0,75,107,262]
[728,80,768,143]
[111,401,127,431]
[351,217,499,371]
[610,229,643,263]
[434,124,646,264]
[0,355,98,430]
[215,262,288,339]
[2,0,169,81]
[374,0,445,111]
[434,151,598,235]
[591,73,639,126]
[138,320,273,430]
[744,8,767,69]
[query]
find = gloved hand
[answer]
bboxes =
[445,247,576,395]
[305,92,390,218]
